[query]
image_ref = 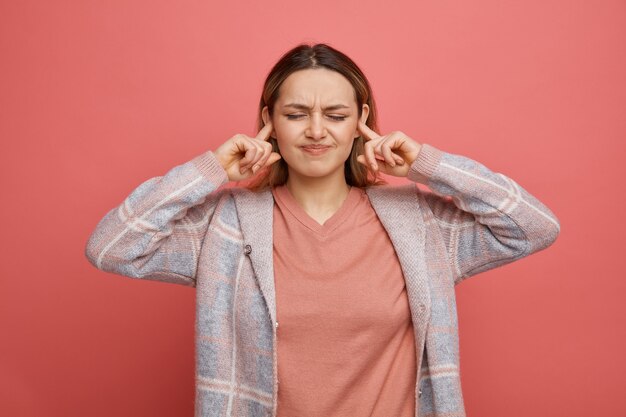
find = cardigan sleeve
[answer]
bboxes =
[407,143,560,285]
[84,150,230,287]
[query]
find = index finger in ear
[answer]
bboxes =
[256,121,274,141]
[358,120,380,141]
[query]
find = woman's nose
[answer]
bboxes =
[305,113,327,139]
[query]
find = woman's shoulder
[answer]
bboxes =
[363,182,425,211]
[225,184,275,208]
[364,182,419,197]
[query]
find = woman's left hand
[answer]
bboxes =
[357,121,423,177]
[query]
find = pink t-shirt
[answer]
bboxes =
[272,184,417,417]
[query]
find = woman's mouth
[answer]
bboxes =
[300,145,331,155]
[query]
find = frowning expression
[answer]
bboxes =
[264,68,369,181]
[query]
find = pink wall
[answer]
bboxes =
[1,0,624,416]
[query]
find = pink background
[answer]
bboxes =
[1,1,624,416]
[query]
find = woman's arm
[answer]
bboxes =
[356,122,560,285]
[408,143,560,285]
[85,121,279,287]
[84,151,229,287]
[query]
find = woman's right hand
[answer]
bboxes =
[214,121,282,181]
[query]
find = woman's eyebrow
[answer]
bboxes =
[283,103,351,111]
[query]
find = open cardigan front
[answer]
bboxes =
[85,143,560,417]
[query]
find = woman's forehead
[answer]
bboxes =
[278,68,356,107]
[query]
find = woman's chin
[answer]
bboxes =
[288,166,344,181]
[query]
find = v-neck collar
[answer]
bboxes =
[272,185,363,236]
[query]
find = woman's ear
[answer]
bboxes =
[354,104,370,138]
[262,106,276,138]
[360,104,370,124]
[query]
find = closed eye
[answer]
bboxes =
[285,114,348,121]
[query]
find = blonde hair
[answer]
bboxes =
[243,43,386,191]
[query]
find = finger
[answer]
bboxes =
[387,133,410,165]
[251,142,274,173]
[364,139,379,171]
[380,141,397,167]
[364,153,393,171]
[379,138,406,166]
[357,120,381,142]
[246,142,268,172]
[238,139,259,172]
[372,136,393,167]
[256,121,274,142]
[356,153,379,163]
[231,135,251,161]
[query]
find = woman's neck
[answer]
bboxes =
[285,170,351,225]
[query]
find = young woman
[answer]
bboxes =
[85,43,560,417]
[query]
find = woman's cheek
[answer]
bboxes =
[329,125,355,144]
[274,124,300,143]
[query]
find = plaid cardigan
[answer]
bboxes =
[85,143,559,417]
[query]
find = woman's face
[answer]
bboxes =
[263,68,369,182]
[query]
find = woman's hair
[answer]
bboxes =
[244,43,385,191]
